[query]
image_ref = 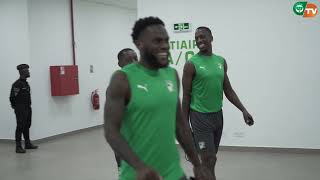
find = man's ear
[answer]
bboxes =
[134,40,143,50]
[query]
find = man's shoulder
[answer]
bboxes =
[121,63,138,72]
[189,53,200,62]
[108,71,129,92]
[12,79,22,87]
[120,64,139,79]
[213,54,225,62]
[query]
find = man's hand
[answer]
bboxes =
[243,110,254,126]
[193,165,214,180]
[136,166,163,180]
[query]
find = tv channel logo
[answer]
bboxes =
[293,2,318,18]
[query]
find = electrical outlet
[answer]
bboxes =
[90,65,94,73]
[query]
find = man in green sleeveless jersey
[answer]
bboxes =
[104,17,213,180]
[182,26,254,179]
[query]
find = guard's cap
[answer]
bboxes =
[17,64,29,71]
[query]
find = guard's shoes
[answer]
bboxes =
[25,143,38,149]
[16,146,26,153]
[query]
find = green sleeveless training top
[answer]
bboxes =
[119,63,184,180]
[189,53,225,113]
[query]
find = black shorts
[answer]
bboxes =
[190,110,223,154]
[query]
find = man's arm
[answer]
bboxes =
[182,62,195,123]
[223,59,254,125]
[9,83,19,109]
[104,71,145,169]
[175,70,213,180]
[104,71,163,180]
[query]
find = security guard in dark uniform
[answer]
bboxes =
[9,64,38,153]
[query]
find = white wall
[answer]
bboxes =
[0,0,137,140]
[138,0,320,149]
[2,0,319,149]
[0,0,30,139]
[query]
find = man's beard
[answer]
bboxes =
[144,51,168,69]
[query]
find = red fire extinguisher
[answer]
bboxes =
[91,89,100,110]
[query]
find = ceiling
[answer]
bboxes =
[83,0,137,10]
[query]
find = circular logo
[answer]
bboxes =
[293,2,306,15]
[295,4,304,13]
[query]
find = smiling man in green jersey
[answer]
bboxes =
[104,17,213,180]
[182,26,254,180]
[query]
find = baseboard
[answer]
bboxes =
[0,125,103,144]
[2,127,319,154]
[0,139,15,144]
[218,145,320,154]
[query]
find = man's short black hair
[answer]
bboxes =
[131,16,165,41]
[196,26,212,36]
[117,48,134,60]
